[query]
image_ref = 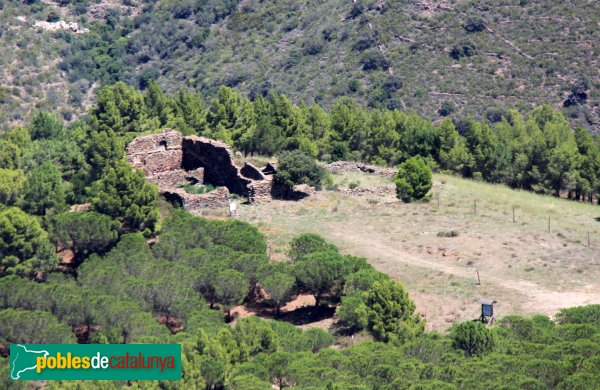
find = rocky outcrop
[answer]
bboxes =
[34,20,90,34]
[126,129,277,209]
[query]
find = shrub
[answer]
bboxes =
[394,156,432,203]
[436,230,459,237]
[450,321,496,357]
[556,305,600,326]
[463,18,486,33]
[439,101,456,116]
[288,233,337,262]
[362,280,424,343]
[348,181,360,189]
[450,40,476,60]
[302,39,324,56]
[362,50,390,71]
[184,184,215,194]
[275,150,326,190]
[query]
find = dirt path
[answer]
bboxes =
[325,225,600,321]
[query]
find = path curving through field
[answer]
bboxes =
[325,225,600,326]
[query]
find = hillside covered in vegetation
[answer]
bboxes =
[0,0,598,131]
[2,0,600,388]
[2,83,600,388]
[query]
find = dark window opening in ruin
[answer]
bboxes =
[163,192,184,208]
[159,140,168,149]
[185,176,200,185]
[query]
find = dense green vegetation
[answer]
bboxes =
[46,81,600,202]
[1,1,600,386]
[1,0,598,131]
[4,220,600,389]
[1,94,600,388]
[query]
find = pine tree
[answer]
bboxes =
[91,161,159,233]
[19,161,67,216]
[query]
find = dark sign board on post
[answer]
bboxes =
[478,298,495,324]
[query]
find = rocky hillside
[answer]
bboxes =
[1,0,598,131]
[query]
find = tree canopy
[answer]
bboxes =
[90,161,159,234]
[394,156,433,203]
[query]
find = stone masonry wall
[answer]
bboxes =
[126,129,276,209]
[127,129,183,173]
[163,187,230,209]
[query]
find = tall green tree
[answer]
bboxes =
[19,161,67,216]
[174,88,207,135]
[0,169,25,205]
[0,140,22,170]
[144,80,175,128]
[84,129,124,181]
[90,161,159,233]
[293,251,348,306]
[330,98,370,159]
[246,94,286,156]
[214,269,248,320]
[265,351,292,390]
[438,118,473,175]
[288,233,337,263]
[26,138,87,183]
[206,86,256,146]
[50,211,120,260]
[90,82,147,134]
[261,272,296,316]
[362,279,424,343]
[460,118,497,179]
[0,207,56,277]
[29,112,64,140]
[0,309,76,344]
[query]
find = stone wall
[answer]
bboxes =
[241,162,266,181]
[126,129,184,187]
[163,187,230,209]
[248,179,273,203]
[126,129,278,209]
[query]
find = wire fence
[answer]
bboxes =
[431,191,598,249]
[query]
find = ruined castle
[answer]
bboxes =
[126,129,276,209]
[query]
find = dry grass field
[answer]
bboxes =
[238,172,600,332]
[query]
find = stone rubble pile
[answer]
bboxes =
[325,161,396,180]
[338,185,395,197]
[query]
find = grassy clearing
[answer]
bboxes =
[239,172,600,332]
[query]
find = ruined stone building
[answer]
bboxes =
[126,129,276,209]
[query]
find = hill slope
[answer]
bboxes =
[0,0,599,130]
